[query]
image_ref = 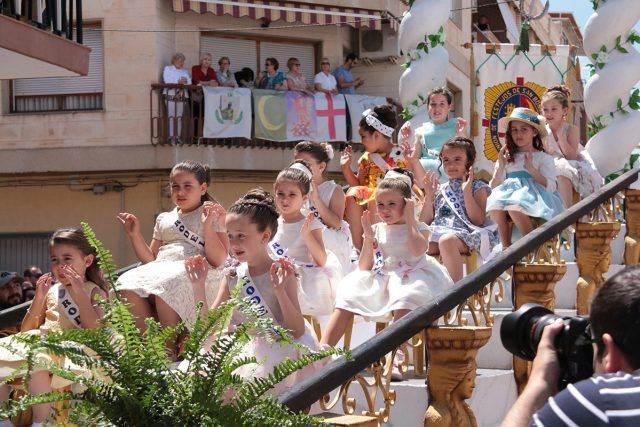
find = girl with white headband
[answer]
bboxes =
[269,160,343,317]
[294,141,353,272]
[321,168,453,381]
[341,104,408,251]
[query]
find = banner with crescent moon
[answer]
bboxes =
[203,87,252,139]
[254,89,288,141]
[472,43,575,180]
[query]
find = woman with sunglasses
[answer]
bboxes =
[255,57,287,91]
[286,57,314,96]
[314,57,338,95]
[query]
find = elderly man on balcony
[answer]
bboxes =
[163,52,192,144]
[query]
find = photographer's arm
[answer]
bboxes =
[500,320,564,427]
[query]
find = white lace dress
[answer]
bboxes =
[304,180,353,272]
[336,222,454,321]
[116,206,224,328]
[269,217,343,317]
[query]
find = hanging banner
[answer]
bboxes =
[472,43,575,179]
[253,90,318,141]
[314,92,347,142]
[203,87,252,139]
[345,94,387,143]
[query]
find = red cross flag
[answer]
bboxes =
[314,92,347,142]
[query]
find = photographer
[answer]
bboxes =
[502,265,640,427]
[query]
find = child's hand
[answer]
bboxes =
[455,117,468,136]
[399,121,414,144]
[185,255,208,286]
[361,210,374,238]
[117,213,140,236]
[300,213,315,239]
[340,145,353,169]
[400,138,419,163]
[60,265,85,295]
[497,144,509,168]
[403,198,416,223]
[202,202,227,231]
[524,152,536,173]
[35,273,53,297]
[462,167,474,194]
[422,171,439,202]
[270,259,296,293]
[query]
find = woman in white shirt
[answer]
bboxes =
[163,53,191,144]
[314,57,338,95]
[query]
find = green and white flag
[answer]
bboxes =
[203,87,251,139]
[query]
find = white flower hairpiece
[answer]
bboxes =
[382,170,412,187]
[289,162,313,179]
[362,108,394,137]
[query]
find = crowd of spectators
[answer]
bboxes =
[0,266,41,310]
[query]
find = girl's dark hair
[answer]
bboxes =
[376,167,414,198]
[505,122,545,161]
[275,159,312,195]
[171,160,215,203]
[50,228,109,293]
[266,57,279,70]
[438,136,476,176]
[427,86,453,105]
[542,84,571,110]
[228,188,279,239]
[293,141,332,177]
[359,104,397,139]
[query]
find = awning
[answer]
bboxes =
[172,0,388,31]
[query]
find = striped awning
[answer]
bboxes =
[172,0,389,31]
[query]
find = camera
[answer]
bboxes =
[500,303,594,389]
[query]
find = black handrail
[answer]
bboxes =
[278,167,640,411]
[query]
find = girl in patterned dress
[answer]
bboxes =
[116,161,228,354]
[541,85,602,207]
[294,141,353,272]
[420,137,498,282]
[341,104,407,251]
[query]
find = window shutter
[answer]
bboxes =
[13,29,104,96]
[199,36,258,79]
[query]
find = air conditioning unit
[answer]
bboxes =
[358,24,400,59]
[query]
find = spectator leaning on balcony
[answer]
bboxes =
[0,272,24,310]
[255,57,287,91]
[163,52,192,143]
[216,56,238,88]
[191,53,219,88]
[286,57,314,96]
[235,67,255,89]
[314,57,339,95]
[334,52,364,95]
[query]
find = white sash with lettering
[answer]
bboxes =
[168,208,206,250]
[269,241,316,269]
[233,263,274,320]
[56,284,82,328]
[440,183,496,259]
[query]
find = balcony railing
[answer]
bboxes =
[1,0,84,43]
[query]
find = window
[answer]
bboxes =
[0,233,52,273]
[10,25,104,113]
[200,34,317,86]
[450,0,463,29]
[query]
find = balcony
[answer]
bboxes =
[0,0,90,79]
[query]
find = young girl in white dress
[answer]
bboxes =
[320,168,453,379]
[487,108,564,248]
[541,85,602,207]
[421,137,499,282]
[0,228,108,426]
[294,141,353,272]
[270,160,343,317]
[185,189,323,396]
[116,161,228,352]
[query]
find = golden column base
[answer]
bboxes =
[575,222,620,315]
[511,263,567,394]
[624,189,640,266]
[424,326,492,427]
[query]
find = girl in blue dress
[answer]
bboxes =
[420,137,499,282]
[487,108,564,248]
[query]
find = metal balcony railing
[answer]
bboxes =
[1,0,84,43]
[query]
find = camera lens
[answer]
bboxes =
[501,303,560,360]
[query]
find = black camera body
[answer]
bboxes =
[501,304,594,389]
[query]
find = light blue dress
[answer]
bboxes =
[416,118,458,182]
[486,151,564,221]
